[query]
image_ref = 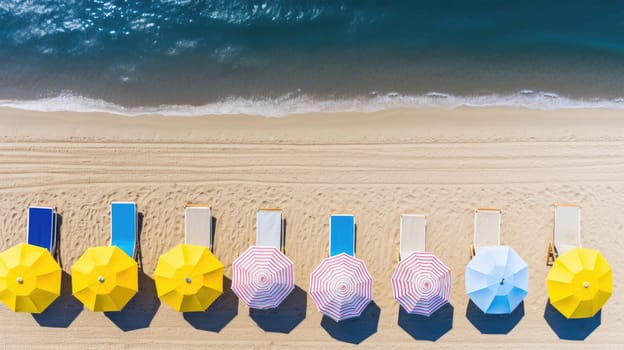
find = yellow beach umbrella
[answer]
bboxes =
[71,246,138,312]
[547,247,612,319]
[154,244,223,312]
[0,243,61,313]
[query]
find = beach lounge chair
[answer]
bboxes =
[256,209,283,251]
[27,206,57,254]
[184,204,213,250]
[111,202,137,259]
[470,208,501,257]
[547,204,581,265]
[329,214,355,257]
[399,214,426,260]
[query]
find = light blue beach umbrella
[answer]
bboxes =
[465,246,528,314]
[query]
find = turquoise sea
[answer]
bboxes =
[1,1,624,116]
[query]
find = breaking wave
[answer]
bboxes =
[1,91,623,118]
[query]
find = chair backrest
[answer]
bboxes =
[400,214,426,259]
[185,205,213,249]
[473,208,501,253]
[553,204,581,255]
[329,214,355,257]
[111,202,137,258]
[27,206,56,253]
[256,209,283,250]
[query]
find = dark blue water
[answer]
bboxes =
[1,1,624,114]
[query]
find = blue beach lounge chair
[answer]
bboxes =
[111,202,137,259]
[184,203,213,250]
[256,209,283,251]
[329,214,355,257]
[27,206,57,254]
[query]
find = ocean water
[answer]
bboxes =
[1,1,624,116]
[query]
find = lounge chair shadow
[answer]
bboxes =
[320,301,380,344]
[354,223,357,255]
[32,271,83,328]
[544,300,601,340]
[183,276,238,332]
[211,216,217,252]
[281,218,286,254]
[249,285,307,333]
[135,212,144,269]
[466,300,524,334]
[397,303,453,341]
[53,213,63,267]
[104,271,160,331]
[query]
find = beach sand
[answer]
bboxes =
[0,107,623,349]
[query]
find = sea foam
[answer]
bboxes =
[0,91,623,118]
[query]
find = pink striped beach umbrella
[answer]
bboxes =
[309,253,373,322]
[392,251,451,316]
[232,246,294,309]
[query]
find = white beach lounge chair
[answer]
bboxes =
[256,209,283,251]
[399,214,426,260]
[547,204,581,265]
[471,208,501,257]
[185,204,213,250]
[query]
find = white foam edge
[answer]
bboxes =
[1,91,623,118]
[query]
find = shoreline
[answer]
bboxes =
[3,91,624,118]
[3,106,624,143]
[0,106,622,348]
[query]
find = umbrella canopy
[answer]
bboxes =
[232,245,294,309]
[465,245,528,314]
[309,253,372,322]
[392,251,451,316]
[154,244,223,312]
[71,246,138,312]
[547,247,612,319]
[0,243,61,313]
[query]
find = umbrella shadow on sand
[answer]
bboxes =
[183,276,239,332]
[32,271,83,328]
[544,300,601,340]
[249,285,307,333]
[466,300,524,334]
[104,271,161,331]
[321,301,380,344]
[398,303,453,341]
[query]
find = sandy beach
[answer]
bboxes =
[0,107,623,349]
